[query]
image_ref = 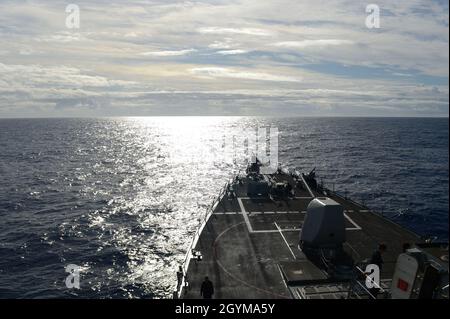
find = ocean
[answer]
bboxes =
[0,117,448,298]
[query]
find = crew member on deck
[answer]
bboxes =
[200,276,214,299]
[370,243,387,270]
[177,266,184,288]
[368,243,387,298]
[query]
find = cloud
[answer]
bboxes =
[19,47,39,56]
[197,27,273,36]
[272,39,355,48]
[1,59,447,117]
[35,32,86,43]
[190,67,301,82]
[216,49,249,55]
[0,62,137,90]
[208,39,237,49]
[0,0,447,117]
[139,49,197,57]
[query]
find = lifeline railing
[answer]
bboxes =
[347,265,388,299]
[173,169,243,299]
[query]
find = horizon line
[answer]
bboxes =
[0,115,449,120]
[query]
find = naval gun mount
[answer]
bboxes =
[299,197,355,280]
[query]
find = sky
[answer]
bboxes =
[0,0,448,117]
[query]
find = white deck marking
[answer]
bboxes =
[252,229,299,233]
[212,222,291,299]
[237,197,254,233]
[235,197,362,233]
[275,222,297,260]
[343,213,362,230]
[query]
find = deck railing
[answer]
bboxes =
[347,265,388,299]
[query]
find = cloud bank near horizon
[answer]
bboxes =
[0,0,448,117]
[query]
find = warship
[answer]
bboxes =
[174,160,449,299]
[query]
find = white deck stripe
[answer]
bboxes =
[274,222,297,260]
[343,213,362,230]
[237,197,254,233]
[251,229,298,233]
[233,197,362,233]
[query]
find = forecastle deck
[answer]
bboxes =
[179,170,421,299]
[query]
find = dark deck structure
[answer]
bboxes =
[178,169,422,299]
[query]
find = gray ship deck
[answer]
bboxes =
[180,172,422,299]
